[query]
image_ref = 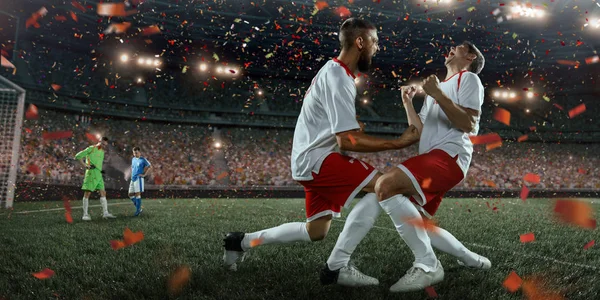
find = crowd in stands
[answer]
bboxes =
[18,109,600,190]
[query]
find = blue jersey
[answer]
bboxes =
[131,157,151,181]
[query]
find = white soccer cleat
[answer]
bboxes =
[223,250,246,271]
[223,232,246,271]
[336,265,379,287]
[457,254,492,270]
[389,260,444,293]
[102,213,117,219]
[82,215,91,221]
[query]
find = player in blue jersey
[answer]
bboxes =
[128,147,152,216]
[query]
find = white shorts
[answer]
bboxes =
[128,178,144,194]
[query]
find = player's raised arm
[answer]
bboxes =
[401,86,424,136]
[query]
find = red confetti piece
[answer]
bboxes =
[27,164,41,175]
[250,237,264,248]
[65,212,73,224]
[71,0,87,12]
[520,185,529,201]
[523,173,541,184]
[334,6,351,17]
[32,268,55,280]
[556,60,579,66]
[486,141,502,151]
[425,286,438,298]
[25,104,39,120]
[348,133,357,145]
[110,240,126,250]
[493,107,511,126]
[583,240,595,250]
[315,1,329,10]
[51,84,61,91]
[517,135,528,142]
[217,172,229,180]
[69,11,78,22]
[54,15,67,21]
[568,103,586,118]
[422,178,432,189]
[26,7,47,29]
[168,265,192,295]
[553,103,564,110]
[503,271,523,293]
[578,168,586,174]
[85,132,100,143]
[554,199,595,229]
[484,180,497,188]
[42,131,73,141]
[403,217,439,234]
[1,55,15,69]
[520,232,535,243]
[141,25,161,36]
[469,133,501,145]
[123,228,144,246]
[585,56,599,65]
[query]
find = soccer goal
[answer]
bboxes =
[0,75,25,208]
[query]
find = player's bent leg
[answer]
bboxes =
[99,189,116,219]
[322,192,381,287]
[428,226,491,270]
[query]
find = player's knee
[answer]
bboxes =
[307,229,328,241]
[375,174,395,200]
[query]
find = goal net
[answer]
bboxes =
[0,75,25,208]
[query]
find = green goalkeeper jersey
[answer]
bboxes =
[75,145,105,171]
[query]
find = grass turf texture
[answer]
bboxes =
[0,198,598,300]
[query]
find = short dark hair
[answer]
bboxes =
[102,137,109,142]
[339,18,376,49]
[463,41,485,74]
[133,146,141,151]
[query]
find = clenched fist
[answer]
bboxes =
[422,75,442,99]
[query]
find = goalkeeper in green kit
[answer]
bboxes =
[74,137,116,221]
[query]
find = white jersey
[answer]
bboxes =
[291,58,360,181]
[418,70,484,176]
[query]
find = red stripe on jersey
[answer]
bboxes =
[443,69,467,83]
[332,58,356,79]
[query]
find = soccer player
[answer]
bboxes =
[369,41,491,292]
[75,137,116,220]
[223,18,419,285]
[128,146,152,216]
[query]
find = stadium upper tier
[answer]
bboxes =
[16,108,600,190]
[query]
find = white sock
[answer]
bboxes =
[327,193,380,270]
[379,194,438,272]
[82,197,89,215]
[241,222,311,251]
[100,197,109,214]
[429,227,479,266]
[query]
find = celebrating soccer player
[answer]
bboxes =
[74,136,116,220]
[223,18,420,285]
[128,146,152,216]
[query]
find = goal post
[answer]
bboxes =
[0,75,25,208]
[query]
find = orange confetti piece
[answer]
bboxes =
[334,6,351,17]
[104,22,132,34]
[51,84,61,91]
[554,199,595,229]
[425,286,438,298]
[97,3,127,16]
[520,185,529,201]
[69,11,78,22]
[123,227,144,246]
[485,141,502,151]
[518,135,528,142]
[168,265,192,295]
[523,173,541,184]
[522,277,565,300]
[520,232,535,243]
[556,60,579,66]
[249,237,264,248]
[568,103,586,118]
[315,1,329,10]
[27,164,41,175]
[583,240,595,250]
[503,271,523,293]
[25,104,39,120]
[484,180,497,188]
[26,7,47,29]
[493,108,511,126]
[141,25,161,36]
[348,133,357,145]
[65,212,73,224]
[71,0,87,12]
[54,15,67,21]
[85,132,100,143]
[110,240,126,250]
[42,131,73,141]
[32,268,55,280]
[403,217,439,234]
[1,55,15,69]
[469,133,501,145]
[217,172,229,180]
[585,56,599,65]
[422,178,432,189]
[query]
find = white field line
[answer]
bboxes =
[332,219,599,271]
[5,201,132,214]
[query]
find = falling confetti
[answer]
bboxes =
[422,178,432,189]
[25,104,39,120]
[425,286,438,298]
[583,240,595,250]
[523,173,540,184]
[503,271,523,293]
[250,237,264,247]
[568,103,586,118]
[470,133,502,145]
[32,268,55,280]
[42,131,73,141]
[517,135,528,142]
[520,232,535,243]
[168,265,192,295]
[520,186,529,201]
[348,133,357,145]
[554,199,596,229]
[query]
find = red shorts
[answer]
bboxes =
[398,149,464,218]
[298,153,377,221]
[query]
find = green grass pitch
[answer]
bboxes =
[0,198,598,299]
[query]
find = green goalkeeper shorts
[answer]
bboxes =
[81,169,105,191]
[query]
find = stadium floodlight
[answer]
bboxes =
[137,58,145,65]
[137,77,143,83]
[257,90,263,96]
[199,63,208,71]
[362,98,369,104]
[216,67,223,73]
[502,91,509,99]
[509,92,516,99]
[493,91,500,98]
[153,59,161,66]
[95,133,102,140]
[526,91,534,98]
[214,142,222,149]
[120,54,129,63]
[145,59,153,66]
[525,109,530,113]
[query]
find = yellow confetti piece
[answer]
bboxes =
[212,53,219,62]
[391,70,397,77]
[182,66,188,73]
[512,33,518,39]
[265,53,274,58]
[467,6,476,12]
[542,95,550,102]
[426,59,433,64]
[233,18,241,23]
